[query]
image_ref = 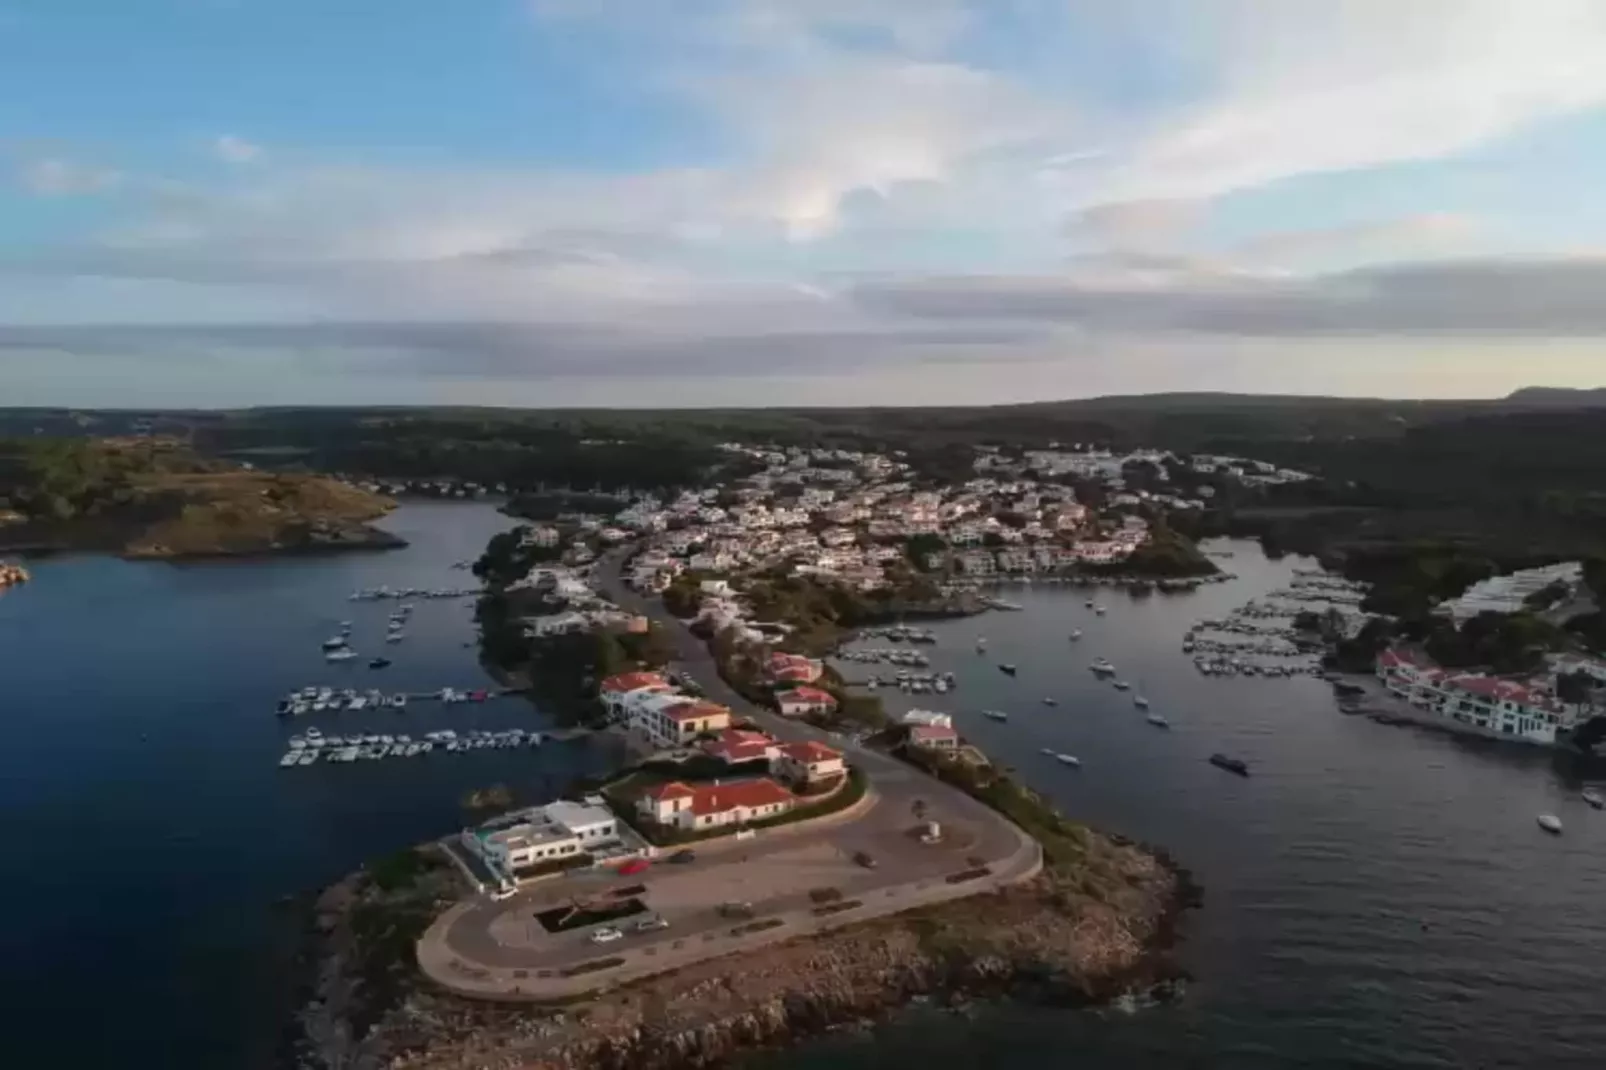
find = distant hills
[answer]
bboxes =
[1504,386,1606,407]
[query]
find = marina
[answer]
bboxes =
[279,728,543,767]
[275,685,515,716]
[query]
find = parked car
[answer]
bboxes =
[589,926,624,945]
[667,849,697,865]
[635,914,670,932]
[852,851,878,869]
[617,858,650,876]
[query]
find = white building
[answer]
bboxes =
[467,800,621,875]
[1437,562,1583,624]
[1377,648,1575,745]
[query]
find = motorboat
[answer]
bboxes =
[321,636,348,651]
[1085,600,1095,609]
[326,648,357,662]
[386,632,405,643]
[1146,713,1170,728]
[1090,658,1115,675]
[999,663,1018,676]
[1068,629,1082,642]
[1537,813,1564,835]
[1040,747,1056,756]
[1112,680,1132,691]
[1042,697,1058,707]
[982,709,1009,722]
[1583,789,1605,810]
[975,637,988,652]
[1055,753,1081,767]
[1209,753,1249,777]
[368,657,391,669]
[1094,605,1108,615]
[1133,694,1150,709]
[279,752,300,767]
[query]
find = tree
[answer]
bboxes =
[1557,670,1597,706]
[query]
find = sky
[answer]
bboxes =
[3,0,1606,408]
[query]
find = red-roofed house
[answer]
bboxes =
[639,699,733,749]
[908,723,959,751]
[701,728,781,766]
[1376,645,1573,744]
[635,778,796,832]
[600,671,674,719]
[766,652,824,684]
[775,686,837,717]
[772,740,846,784]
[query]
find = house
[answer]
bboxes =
[766,651,824,684]
[467,800,621,875]
[701,728,781,765]
[901,709,952,729]
[599,671,673,718]
[908,724,959,751]
[775,686,838,717]
[772,740,846,785]
[639,699,733,749]
[1377,647,1573,744]
[636,778,796,832]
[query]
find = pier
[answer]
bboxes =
[276,684,529,716]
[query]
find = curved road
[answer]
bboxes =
[417,547,1041,1000]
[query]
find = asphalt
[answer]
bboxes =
[416,546,1042,1000]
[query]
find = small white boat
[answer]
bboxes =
[1094,605,1107,616]
[321,636,348,651]
[1090,658,1115,675]
[1583,789,1605,810]
[1112,680,1132,691]
[1042,697,1058,707]
[1040,747,1056,756]
[1068,629,1082,641]
[1146,713,1170,729]
[326,648,357,662]
[1537,813,1563,834]
[279,752,300,767]
[386,632,405,643]
[1055,753,1081,767]
[975,637,988,651]
[1133,695,1150,709]
[982,709,1009,722]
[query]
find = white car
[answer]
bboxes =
[635,914,670,932]
[589,926,624,945]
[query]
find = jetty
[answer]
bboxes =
[275,685,526,716]
[279,727,543,767]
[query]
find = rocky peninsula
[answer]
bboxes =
[287,825,1195,1070]
[0,436,401,559]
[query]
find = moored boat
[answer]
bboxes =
[1583,789,1605,810]
[999,663,1017,676]
[1133,694,1150,708]
[1537,813,1563,834]
[1041,696,1057,707]
[1146,712,1170,728]
[1209,753,1249,777]
[982,709,1008,721]
[1055,753,1081,767]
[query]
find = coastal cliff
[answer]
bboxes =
[288,833,1196,1070]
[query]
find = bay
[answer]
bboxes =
[0,502,611,1068]
[4,524,1605,1069]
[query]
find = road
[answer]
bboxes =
[416,546,1041,1000]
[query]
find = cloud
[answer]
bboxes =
[1229,213,1477,268]
[851,256,1606,336]
[1067,199,1207,251]
[214,135,263,164]
[15,157,121,196]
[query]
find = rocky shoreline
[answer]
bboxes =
[285,832,1198,1070]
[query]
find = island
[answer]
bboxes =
[0,436,402,559]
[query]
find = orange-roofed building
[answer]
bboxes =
[766,651,824,684]
[773,740,846,785]
[702,728,781,765]
[635,777,796,831]
[639,699,733,749]
[775,685,837,717]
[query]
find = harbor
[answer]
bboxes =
[274,684,522,716]
[279,727,545,767]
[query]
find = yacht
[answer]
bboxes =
[1583,789,1605,810]
[1537,813,1564,835]
[975,637,988,652]
[1085,600,1095,609]
[982,709,1009,722]
[1068,629,1082,642]
[386,632,406,643]
[321,636,348,651]
[1093,605,1108,616]
[369,657,391,669]
[1146,712,1170,729]
[279,751,300,767]
[1042,697,1058,707]
[1209,753,1249,777]
[1055,753,1081,767]
[1133,694,1150,709]
[1040,747,1056,757]
[1090,658,1115,675]
[326,648,357,662]
[999,663,1018,676]
[1112,680,1132,691]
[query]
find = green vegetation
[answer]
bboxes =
[1085,522,1218,578]
[1422,611,1565,675]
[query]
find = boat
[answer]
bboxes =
[1089,658,1115,675]
[1040,747,1056,756]
[368,657,391,669]
[321,636,348,651]
[1085,600,1095,609]
[1537,813,1563,835]
[1112,680,1131,691]
[1146,712,1170,728]
[1094,605,1107,616]
[1584,789,1605,810]
[391,693,408,708]
[1133,695,1150,709]
[1068,629,1082,641]
[982,710,1009,722]
[279,752,300,767]
[975,637,988,652]
[1055,753,1081,767]
[325,648,357,662]
[999,664,1017,676]
[386,632,405,643]
[1041,697,1057,707]
[1209,753,1249,777]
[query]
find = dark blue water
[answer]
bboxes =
[756,544,1606,1070]
[6,527,1605,1069]
[0,502,610,1068]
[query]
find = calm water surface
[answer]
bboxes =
[0,502,612,1068]
[4,525,1604,1068]
[753,543,1606,1070]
